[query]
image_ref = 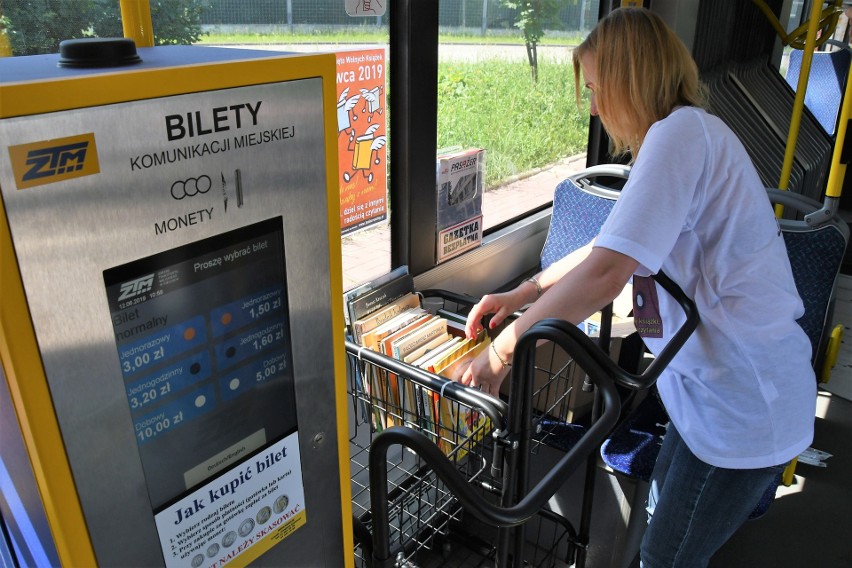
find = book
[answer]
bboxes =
[378,314,435,423]
[397,334,450,431]
[343,265,410,329]
[408,336,461,368]
[391,317,449,361]
[378,314,434,358]
[359,306,425,430]
[348,272,415,334]
[408,336,463,444]
[433,338,492,458]
[437,337,489,381]
[436,308,470,338]
[428,337,474,375]
[402,334,452,365]
[354,293,422,346]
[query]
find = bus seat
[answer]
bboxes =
[785,39,852,137]
[769,189,850,381]
[539,164,628,271]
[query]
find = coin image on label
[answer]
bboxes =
[206,543,220,558]
[191,554,205,567]
[222,531,237,548]
[238,518,255,537]
[256,506,272,525]
[273,494,289,514]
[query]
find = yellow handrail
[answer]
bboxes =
[751,0,843,50]
[777,0,827,201]
[823,51,852,199]
[119,0,155,47]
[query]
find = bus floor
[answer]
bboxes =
[712,275,852,567]
[405,388,852,568]
[710,389,852,567]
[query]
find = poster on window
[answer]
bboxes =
[336,48,388,235]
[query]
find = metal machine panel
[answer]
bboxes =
[0,48,350,567]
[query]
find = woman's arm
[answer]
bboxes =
[464,240,598,338]
[460,246,638,396]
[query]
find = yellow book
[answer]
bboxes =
[434,338,492,458]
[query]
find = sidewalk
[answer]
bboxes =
[340,153,588,290]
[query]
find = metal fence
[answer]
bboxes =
[201,0,600,35]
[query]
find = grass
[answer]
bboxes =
[199,31,590,188]
[437,59,589,187]
[199,29,583,47]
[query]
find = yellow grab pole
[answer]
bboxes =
[0,6,12,56]
[119,0,155,48]
[823,56,852,199]
[777,0,825,215]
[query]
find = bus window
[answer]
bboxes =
[436,1,595,231]
[0,1,598,287]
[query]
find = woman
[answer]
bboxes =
[459,7,816,567]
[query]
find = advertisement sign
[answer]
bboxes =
[336,48,388,235]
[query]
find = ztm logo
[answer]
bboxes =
[8,133,100,190]
[171,175,212,200]
[118,274,156,302]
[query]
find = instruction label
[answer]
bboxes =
[155,433,307,568]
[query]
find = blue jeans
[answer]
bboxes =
[640,424,785,568]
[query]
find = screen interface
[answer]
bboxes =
[104,218,296,510]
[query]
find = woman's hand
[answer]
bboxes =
[458,342,511,397]
[464,289,528,340]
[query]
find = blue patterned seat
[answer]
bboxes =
[785,40,852,137]
[539,165,626,270]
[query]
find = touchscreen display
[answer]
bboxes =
[104,218,296,510]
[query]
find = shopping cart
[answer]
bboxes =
[350,279,697,568]
[348,290,590,567]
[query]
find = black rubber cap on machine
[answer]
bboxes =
[58,37,142,68]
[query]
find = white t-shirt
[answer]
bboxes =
[595,106,816,469]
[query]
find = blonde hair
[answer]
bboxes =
[573,8,706,158]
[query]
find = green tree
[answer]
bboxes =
[501,0,564,82]
[90,0,207,46]
[0,0,206,55]
[0,0,95,56]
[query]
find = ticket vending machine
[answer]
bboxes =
[0,42,352,567]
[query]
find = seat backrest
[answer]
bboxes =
[540,164,629,270]
[767,188,849,366]
[785,41,852,137]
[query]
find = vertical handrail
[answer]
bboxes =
[824,54,852,200]
[778,0,826,210]
[803,51,852,226]
[119,0,155,48]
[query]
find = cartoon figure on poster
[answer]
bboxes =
[360,86,384,124]
[343,123,386,183]
[337,87,360,139]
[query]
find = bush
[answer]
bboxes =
[90,0,207,46]
[1,0,94,56]
[0,0,206,55]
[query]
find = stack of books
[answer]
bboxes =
[344,267,490,455]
